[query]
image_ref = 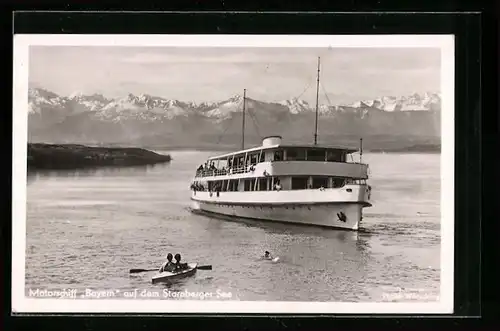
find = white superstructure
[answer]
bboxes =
[190,136,372,230]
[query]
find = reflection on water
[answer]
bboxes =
[25,151,441,302]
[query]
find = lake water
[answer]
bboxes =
[25,151,441,302]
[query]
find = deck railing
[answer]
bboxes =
[194,160,367,178]
[195,164,256,178]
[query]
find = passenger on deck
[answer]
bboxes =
[196,165,204,177]
[209,163,216,175]
[273,180,282,191]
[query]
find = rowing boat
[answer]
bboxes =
[151,263,198,284]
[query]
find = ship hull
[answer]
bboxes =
[191,198,365,231]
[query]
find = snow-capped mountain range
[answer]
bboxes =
[28,87,441,119]
[27,87,441,147]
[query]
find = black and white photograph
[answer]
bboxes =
[12,34,454,314]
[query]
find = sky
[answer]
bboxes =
[29,46,441,104]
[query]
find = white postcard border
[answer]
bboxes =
[12,34,455,314]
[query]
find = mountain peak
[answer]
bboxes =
[29,87,60,99]
[228,94,244,103]
[278,97,311,114]
[68,91,85,99]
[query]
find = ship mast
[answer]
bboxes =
[241,89,246,150]
[314,57,321,145]
[360,138,363,163]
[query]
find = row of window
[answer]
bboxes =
[192,176,348,192]
[221,148,347,169]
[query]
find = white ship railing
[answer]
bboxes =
[195,164,255,178]
[194,161,368,179]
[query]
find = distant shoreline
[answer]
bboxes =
[27,143,172,171]
[368,144,441,154]
[146,144,441,154]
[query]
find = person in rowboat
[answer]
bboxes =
[159,253,176,273]
[174,253,189,272]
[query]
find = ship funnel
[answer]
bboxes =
[262,135,282,147]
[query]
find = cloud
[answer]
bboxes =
[119,48,326,64]
[29,46,441,103]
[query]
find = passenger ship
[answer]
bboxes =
[189,58,372,231]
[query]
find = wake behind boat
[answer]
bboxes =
[189,57,372,231]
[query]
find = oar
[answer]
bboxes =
[130,265,212,273]
[129,268,158,274]
[197,265,212,270]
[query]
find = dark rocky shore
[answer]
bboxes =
[27,143,172,170]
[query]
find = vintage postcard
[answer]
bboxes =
[12,34,454,314]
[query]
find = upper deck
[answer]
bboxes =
[207,135,359,162]
[195,136,368,180]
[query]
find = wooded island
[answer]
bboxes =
[27,143,171,170]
